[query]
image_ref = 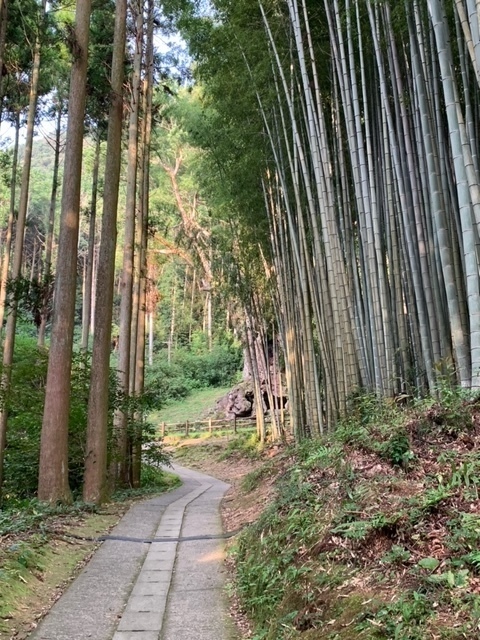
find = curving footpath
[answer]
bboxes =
[30,465,238,640]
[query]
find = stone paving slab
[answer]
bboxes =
[117,611,164,631]
[112,632,159,640]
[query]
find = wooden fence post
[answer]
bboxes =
[161,422,166,437]
[209,417,212,434]
[185,420,189,437]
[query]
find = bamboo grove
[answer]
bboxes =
[169,0,480,438]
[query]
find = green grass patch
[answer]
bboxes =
[112,468,181,501]
[149,386,232,425]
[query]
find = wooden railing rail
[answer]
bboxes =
[159,413,290,437]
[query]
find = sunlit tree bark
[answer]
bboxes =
[38,0,93,502]
[83,0,128,503]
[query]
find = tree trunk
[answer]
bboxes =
[38,0,93,502]
[168,283,176,364]
[38,99,63,347]
[83,0,128,504]
[113,0,143,486]
[81,135,101,352]
[0,0,8,108]
[0,111,20,339]
[428,0,480,387]
[148,311,154,366]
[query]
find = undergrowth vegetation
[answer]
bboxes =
[234,389,480,639]
[1,336,171,503]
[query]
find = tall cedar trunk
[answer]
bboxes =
[37,0,92,502]
[168,284,176,364]
[0,111,20,338]
[113,0,143,486]
[188,269,196,344]
[0,0,7,107]
[148,311,154,365]
[129,85,147,396]
[245,313,266,442]
[29,235,37,282]
[0,2,45,498]
[81,135,101,351]
[131,0,153,485]
[83,0,128,503]
[38,100,63,347]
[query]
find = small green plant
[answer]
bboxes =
[448,461,480,491]
[448,513,480,551]
[426,568,469,589]
[417,557,440,571]
[417,484,452,511]
[382,545,412,565]
[297,440,342,469]
[462,551,480,572]
[361,591,431,639]
[382,431,415,468]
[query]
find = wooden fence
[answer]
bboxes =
[159,413,290,437]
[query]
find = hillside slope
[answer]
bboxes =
[232,393,480,639]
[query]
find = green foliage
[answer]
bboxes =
[381,545,411,565]
[112,468,180,501]
[241,460,275,492]
[235,478,321,628]
[417,557,440,571]
[145,338,242,406]
[426,568,469,589]
[145,357,194,403]
[217,432,261,460]
[0,538,46,627]
[447,513,480,550]
[6,274,54,328]
[362,592,432,639]
[2,336,169,501]
[331,511,399,541]
[2,339,94,499]
[382,431,415,469]
[150,386,233,424]
[461,551,480,572]
[0,499,96,536]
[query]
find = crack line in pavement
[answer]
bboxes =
[57,528,244,544]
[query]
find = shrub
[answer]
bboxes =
[1,339,99,499]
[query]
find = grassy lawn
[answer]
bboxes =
[149,386,232,426]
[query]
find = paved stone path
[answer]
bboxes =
[30,465,237,640]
